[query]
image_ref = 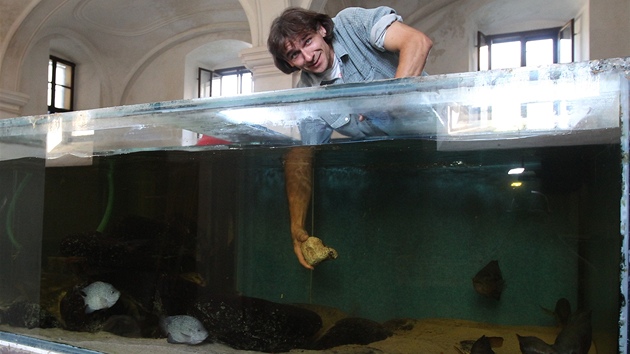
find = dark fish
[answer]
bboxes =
[541,298,572,328]
[160,315,209,345]
[472,260,504,300]
[81,281,120,314]
[470,335,494,354]
[517,334,557,354]
[552,310,592,354]
[554,298,572,328]
[456,336,503,354]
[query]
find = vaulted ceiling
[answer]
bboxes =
[1,0,583,70]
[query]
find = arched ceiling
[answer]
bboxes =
[0,0,586,96]
[2,0,584,71]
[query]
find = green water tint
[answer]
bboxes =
[0,139,620,352]
[6,172,32,251]
[96,160,115,233]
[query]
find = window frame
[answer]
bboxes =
[48,55,76,113]
[198,66,252,98]
[477,20,574,71]
[197,67,214,98]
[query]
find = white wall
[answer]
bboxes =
[589,0,630,60]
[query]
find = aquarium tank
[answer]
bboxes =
[0,57,628,354]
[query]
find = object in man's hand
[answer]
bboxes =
[301,236,338,266]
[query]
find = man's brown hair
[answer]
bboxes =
[267,7,335,74]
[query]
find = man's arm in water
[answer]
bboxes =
[284,146,315,270]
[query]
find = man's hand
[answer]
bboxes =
[291,228,314,270]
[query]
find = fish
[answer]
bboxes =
[516,334,557,354]
[541,298,572,328]
[553,298,572,328]
[470,335,494,354]
[472,260,504,300]
[455,336,503,354]
[80,281,120,314]
[540,298,571,328]
[160,315,209,345]
[552,310,592,354]
[178,272,207,287]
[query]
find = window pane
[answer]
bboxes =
[491,41,520,69]
[48,60,53,83]
[559,38,572,63]
[47,83,52,106]
[198,69,212,98]
[55,62,73,87]
[212,77,221,96]
[201,81,211,98]
[479,45,489,71]
[54,86,72,109]
[220,75,238,97]
[241,72,252,94]
[526,39,553,67]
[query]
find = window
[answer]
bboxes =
[478,20,574,71]
[198,66,252,98]
[48,56,75,113]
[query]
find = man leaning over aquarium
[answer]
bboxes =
[267,6,434,269]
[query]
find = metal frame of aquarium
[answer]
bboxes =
[0,57,628,353]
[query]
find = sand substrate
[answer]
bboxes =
[1,318,599,354]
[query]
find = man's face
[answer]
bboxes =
[284,25,333,74]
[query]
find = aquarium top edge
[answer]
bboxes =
[0,57,626,162]
[0,331,103,354]
[0,56,628,131]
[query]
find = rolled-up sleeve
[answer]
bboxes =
[370,10,402,51]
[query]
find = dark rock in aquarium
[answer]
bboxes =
[154,272,208,316]
[472,260,504,300]
[102,315,143,338]
[382,318,415,332]
[58,215,199,273]
[190,294,322,352]
[311,317,393,350]
[0,301,59,329]
[59,232,138,269]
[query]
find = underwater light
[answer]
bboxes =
[511,182,523,187]
[508,167,525,175]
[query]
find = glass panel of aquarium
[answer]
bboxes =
[0,57,628,354]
